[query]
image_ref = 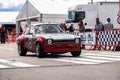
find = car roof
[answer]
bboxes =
[29,23,59,26]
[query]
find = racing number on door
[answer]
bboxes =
[28,38,32,49]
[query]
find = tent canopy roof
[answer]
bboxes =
[16,0,71,21]
[28,0,69,14]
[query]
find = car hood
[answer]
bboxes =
[36,33,79,40]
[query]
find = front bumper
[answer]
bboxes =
[43,43,81,53]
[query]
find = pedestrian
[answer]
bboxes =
[104,18,113,50]
[93,18,104,50]
[95,18,104,31]
[78,20,85,32]
[68,24,75,32]
[78,20,85,49]
[0,25,7,44]
[104,18,113,30]
[60,23,67,31]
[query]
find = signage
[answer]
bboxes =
[79,32,96,45]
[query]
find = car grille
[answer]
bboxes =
[53,39,75,43]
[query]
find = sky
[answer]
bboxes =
[0,0,118,22]
[0,0,118,12]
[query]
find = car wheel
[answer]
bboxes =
[71,52,81,57]
[71,47,81,57]
[36,43,45,58]
[18,44,27,56]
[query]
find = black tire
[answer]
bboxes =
[18,44,27,56]
[36,43,45,58]
[71,47,81,57]
[71,52,81,57]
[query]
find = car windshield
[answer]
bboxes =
[35,24,64,34]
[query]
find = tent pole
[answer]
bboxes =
[26,0,28,25]
[119,0,120,10]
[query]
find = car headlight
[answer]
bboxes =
[75,38,80,44]
[47,39,53,45]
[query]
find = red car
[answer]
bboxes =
[16,23,81,58]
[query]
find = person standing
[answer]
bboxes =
[68,24,75,32]
[0,25,7,44]
[94,18,104,50]
[104,18,113,30]
[78,20,85,32]
[95,18,104,31]
[60,23,67,31]
[78,20,85,49]
[104,18,113,50]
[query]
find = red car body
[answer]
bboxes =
[16,23,81,58]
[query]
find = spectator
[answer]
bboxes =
[104,18,113,30]
[78,20,85,32]
[62,23,67,31]
[60,23,67,31]
[0,25,7,44]
[104,18,113,50]
[68,24,75,32]
[78,20,85,49]
[95,18,104,31]
[94,18,104,50]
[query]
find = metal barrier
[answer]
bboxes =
[67,29,120,51]
[97,30,120,51]
[6,31,120,51]
[6,34,16,43]
[6,32,22,43]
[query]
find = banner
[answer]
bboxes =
[79,32,96,45]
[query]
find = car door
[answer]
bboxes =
[26,25,35,51]
[22,25,33,51]
[22,27,30,50]
[31,26,39,52]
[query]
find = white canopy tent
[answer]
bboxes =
[16,0,75,32]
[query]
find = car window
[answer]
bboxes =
[35,26,42,34]
[23,25,34,35]
[23,27,30,35]
[35,24,63,34]
[29,26,34,34]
